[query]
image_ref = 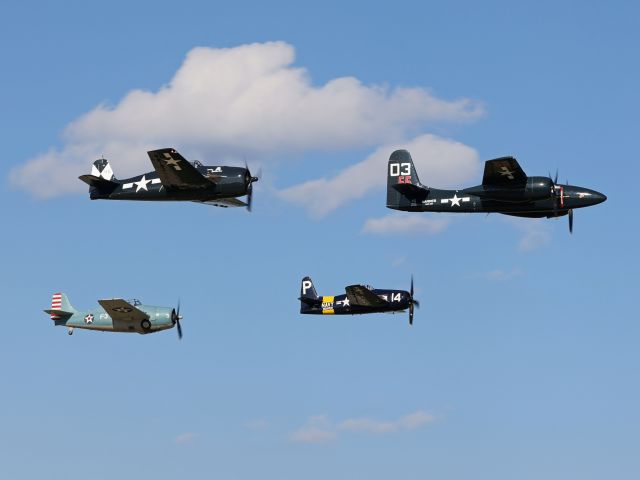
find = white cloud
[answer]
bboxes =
[290,415,337,444]
[362,213,451,236]
[290,410,435,444]
[11,41,483,198]
[175,432,197,445]
[503,217,552,252]
[339,410,435,434]
[279,133,480,217]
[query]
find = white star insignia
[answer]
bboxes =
[499,167,515,179]
[163,155,182,170]
[341,298,350,307]
[135,175,150,192]
[450,194,461,207]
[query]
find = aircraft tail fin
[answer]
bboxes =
[45,292,76,320]
[386,150,429,209]
[299,276,320,313]
[78,158,118,196]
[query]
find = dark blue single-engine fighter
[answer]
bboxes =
[80,148,259,210]
[299,277,420,325]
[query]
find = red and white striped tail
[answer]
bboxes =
[51,293,62,319]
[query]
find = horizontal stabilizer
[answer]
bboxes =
[44,309,74,317]
[392,182,429,200]
[299,296,321,306]
[194,198,248,208]
[79,174,118,190]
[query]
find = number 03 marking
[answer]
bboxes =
[389,163,411,176]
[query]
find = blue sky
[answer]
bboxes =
[1,1,638,478]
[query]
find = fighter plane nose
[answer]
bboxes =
[592,190,607,205]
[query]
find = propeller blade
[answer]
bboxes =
[409,275,416,325]
[176,318,183,339]
[173,301,183,340]
[244,163,260,212]
[569,208,573,234]
[413,299,420,309]
[247,183,253,212]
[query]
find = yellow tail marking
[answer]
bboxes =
[321,296,335,315]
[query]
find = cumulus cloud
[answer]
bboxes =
[362,214,451,236]
[11,41,483,198]
[279,134,480,217]
[290,410,435,444]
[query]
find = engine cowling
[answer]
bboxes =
[524,176,554,200]
[466,176,553,202]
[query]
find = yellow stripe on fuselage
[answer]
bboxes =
[321,296,335,314]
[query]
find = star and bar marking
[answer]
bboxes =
[440,193,470,207]
[122,177,162,192]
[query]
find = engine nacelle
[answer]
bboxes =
[465,176,554,202]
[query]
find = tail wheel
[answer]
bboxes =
[141,319,151,331]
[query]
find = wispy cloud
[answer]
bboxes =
[290,410,436,444]
[279,134,480,218]
[290,415,337,444]
[362,213,451,236]
[11,41,483,198]
[175,432,198,445]
[339,410,435,434]
[503,217,552,252]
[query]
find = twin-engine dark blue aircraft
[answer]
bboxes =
[299,276,420,325]
[386,150,606,233]
[79,148,259,210]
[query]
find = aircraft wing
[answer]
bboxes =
[98,299,149,322]
[147,148,211,189]
[193,198,247,208]
[345,285,389,308]
[482,156,528,187]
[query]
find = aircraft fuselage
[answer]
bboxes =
[301,289,411,315]
[54,304,174,334]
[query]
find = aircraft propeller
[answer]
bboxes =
[549,171,574,233]
[409,275,420,326]
[245,161,261,212]
[569,208,574,234]
[171,301,183,339]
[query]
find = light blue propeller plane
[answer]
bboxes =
[44,293,183,338]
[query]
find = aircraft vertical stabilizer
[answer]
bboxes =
[299,277,320,313]
[45,292,76,319]
[386,150,429,209]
